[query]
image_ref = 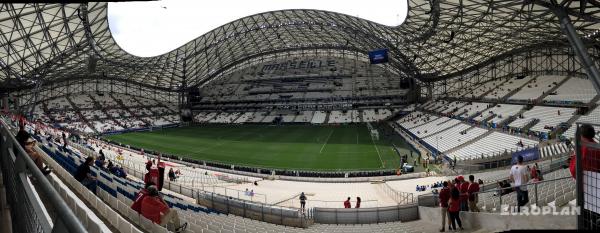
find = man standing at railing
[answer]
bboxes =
[458,176,469,211]
[510,155,529,212]
[299,192,307,212]
[438,181,450,232]
[467,175,480,212]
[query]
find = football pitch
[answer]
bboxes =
[105,124,413,171]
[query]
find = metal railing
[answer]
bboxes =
[474,175,573,212]
[378,182,415,205]
[284,199,380,209]
[0,118,87,233]
[69,142,309,227]
[574,122,600,230]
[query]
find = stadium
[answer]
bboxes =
[0,0,599,232]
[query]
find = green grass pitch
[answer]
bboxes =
[105,124,413,171]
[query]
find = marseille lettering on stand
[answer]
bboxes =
[261,59,336,72]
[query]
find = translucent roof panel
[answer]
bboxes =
[107,0,410,57]
[2,1,600,91]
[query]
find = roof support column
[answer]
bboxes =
[554,8,600,95]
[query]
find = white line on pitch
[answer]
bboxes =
[319,129,334,154]
[370,132,384,168]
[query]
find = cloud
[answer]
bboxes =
[107,0,408,57]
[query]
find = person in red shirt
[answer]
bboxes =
[467,175,480,212]
[569,124,600,179]
[131,182,154,214]
[146,159,153,171]
[448,181,463,231]
[343,197,351,208]
[458,176,469,211]
[140,186,187,232]
[438,181,451,232]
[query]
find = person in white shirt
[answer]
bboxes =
[509,155,530,212]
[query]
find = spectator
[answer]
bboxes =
[131,181,155,214]
[146,159,152,171]
[458,176,469,211]
[107,160,114,171]
[15,124,31,148]
[355,197,361,208]
[75,156,97,193]
[510,155,530,212]
[343,197,351,208]
[23,137,52,175]
[249,189,254,196]
[494,181,503,196]
[569,124,599,179]
[531,163,539,181]
[299,192,307,211]
[95,156,105,169]
[113,165,126,178]
[140,185,188,232]
[477,179,483,185]
[168,168,176,182]
[467,175,480,212]
[501,180,513,195]
[448,182,463,231]
[98,149,105,161]
[245,188,250,196]
[62,132,68,150]
[438,181,450,232]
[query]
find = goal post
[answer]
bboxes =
[371,130,379,141]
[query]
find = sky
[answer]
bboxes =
[107,0,408,57]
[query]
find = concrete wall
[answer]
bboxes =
[314,204,419,224]
[418,206,576,231]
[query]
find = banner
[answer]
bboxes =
[368,49,389,64]
[511,147,540,164]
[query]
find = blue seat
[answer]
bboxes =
[99,181,117,197]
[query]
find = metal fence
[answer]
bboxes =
[575,122,600,230]
[70,142,307,227]
[0,118,86,233]
[312,204,419,224]
[475,176,573,212]
[378,182,415,205]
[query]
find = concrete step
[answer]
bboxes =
[535,75,572,102]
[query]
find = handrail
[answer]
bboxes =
[0,118,87,233]
[473,175,572,196]
[379,182,415,205]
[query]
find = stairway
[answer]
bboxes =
[421,121,463,139]
[442,128,493,154]
[477,78,511,98]
[65,96,98,134]
[501,75,538,101]
[521,118,540,131]
[535,75,572,103]
[358,110,364,123]
[498,106,528,126]
[481,113,497,123]
[88,95,126,129]
[323,111,330,124]
[109,94,151,126]
[588,95,600,107]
